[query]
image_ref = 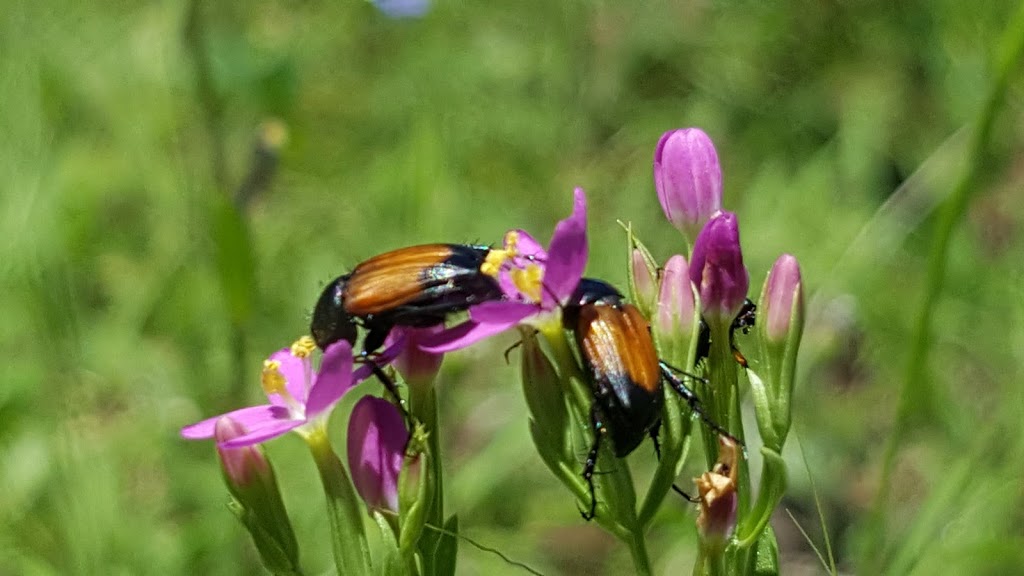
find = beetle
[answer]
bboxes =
[695,298,757,368]
[310,243,508,354]
[562,278,736,520]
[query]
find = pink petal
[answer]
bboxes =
[354,334,408,381]
[509,230,546,260]
[541,188,588,307]
[497,230,547,300]
[390,326,444,383]
[220,418,306,448]
[418,317,522,353]
[181,404,285,440]
[470,301,538,323]
[307,340,355,416]
[268,347,312,404]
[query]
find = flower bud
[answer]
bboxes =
[214,417,301,575]
[694,436,740,550]
[630,248,659,318]
[398,424,432,555]
[751,254,805,451]
[689,212,749,323]
[654,128,723,242]
[216,417,272,489]
[761,254,804,344]
[518,327,571,466]
[390,326,445,389]
[653,254,697,365]
[347,396,409,514]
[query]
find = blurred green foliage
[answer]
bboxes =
[2,0,1023,574]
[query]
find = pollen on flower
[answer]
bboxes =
[481,248,511,277]
[291,336,317,358]
[504,230,521,252]
[510,264,544,303]
[261,360,288,396]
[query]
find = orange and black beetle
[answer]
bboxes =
[311,243,506,353]
[563,278,734,520]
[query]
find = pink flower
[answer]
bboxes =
[182,337,397,447]
[421,188,589,352]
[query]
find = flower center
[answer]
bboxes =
[481,248,511,277]
[510,263,544,303]
[262,359,303,416]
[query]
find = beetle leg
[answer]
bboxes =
[649,418,662,459]
[579,405,605,521]
[671,483,701,503]
[659,360,708,384]
[361,357,412,424]
[362,324,393,357]
[661,366,743,448]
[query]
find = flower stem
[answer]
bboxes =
[409,383,445,570]
[538,321,652,573]
[706,321,750,513]
[626,530,653,576]
[305,427,372,575]
[862,3,1024,572]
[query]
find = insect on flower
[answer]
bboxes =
[695,298,757,368]
[564,278,738,520]
[310,243,513,354]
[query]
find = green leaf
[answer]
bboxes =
[752,526,780,576]
[431,514,459,576]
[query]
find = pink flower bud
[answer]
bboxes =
[631,248,658,315]
[654,128,723,241]
[762,254,804,343]
[654,254,696,346]
[215,417,271,487]
[689,212,749,322]
[347,396,409,513]
[390,326,444,387]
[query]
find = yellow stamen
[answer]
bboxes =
[261,360,288,396]
[291,336,317,358]
[504,230,520,250]
[481,249,510,277]
[510,264,544,303]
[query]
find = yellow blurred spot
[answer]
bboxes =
[261,360,287,396]
[510,264,544,303]
[291,336,317,358]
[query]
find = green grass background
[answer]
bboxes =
[3,0,1023,574]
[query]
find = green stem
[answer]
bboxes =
[306,427,372,575]
[706,321,749,513]
[626,530,654,576]
[409,383,445,570]
[540,321,650,571]
[538,322,590,412]
[862,4,1024,572]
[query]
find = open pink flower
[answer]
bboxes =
[421,188,589,352]
[181,337,398,447]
